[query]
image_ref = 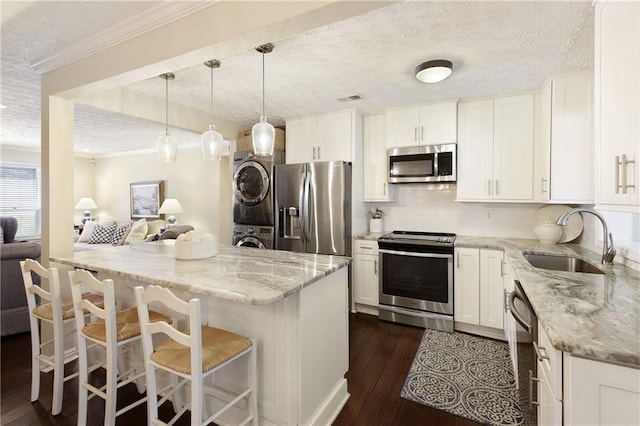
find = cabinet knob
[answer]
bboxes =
[541,177,548,195]
[374,260,378,274]
[414,127,418,142]
[313,146,316,160]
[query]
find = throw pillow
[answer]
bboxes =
[87,223,117,244]
[110,224,131,246]
[146,219,165,236]
[77,219,115,243]
[124,218,148,245]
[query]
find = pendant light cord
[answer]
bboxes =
[210,66,214,116]
[165,76,169,134]
[261,52,265,116]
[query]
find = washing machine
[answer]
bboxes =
[232,224,274,249]
[233,150,284,226]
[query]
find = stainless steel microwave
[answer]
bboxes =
[388,144,457,183]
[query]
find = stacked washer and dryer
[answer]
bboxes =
[232,150,284,249]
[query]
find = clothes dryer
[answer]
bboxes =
[233,150,284,225]
[232,224,274,249]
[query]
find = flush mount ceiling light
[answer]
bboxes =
[415,59,453,83]
[252,43,275,156]
[201,59,229,161]
[157,72,178,163]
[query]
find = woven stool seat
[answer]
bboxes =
[152,326,252,374]
[33,293,103,321]
[81,307,170,342]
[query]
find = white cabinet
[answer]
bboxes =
[454,248,504,335]
[564,355,640,426]
[457,94,535,201]
[595,0,640,210]
[363,114,394,202]
[353,240,379,311]
[535,322,563,425]
[285,110,359,164]
[385,101,457,148]
[539,72,594,203]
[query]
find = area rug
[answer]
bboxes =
[400,329,524,426]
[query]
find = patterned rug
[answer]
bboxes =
[400,329,525,426]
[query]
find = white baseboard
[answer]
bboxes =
[304,378,349,426]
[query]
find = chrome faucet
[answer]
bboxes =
[557,208,616,265]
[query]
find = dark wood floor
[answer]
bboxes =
[1,313,480,425]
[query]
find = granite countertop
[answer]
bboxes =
[51,241,351,306]
[354,232,640,367]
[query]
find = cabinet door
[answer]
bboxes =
[354,253,378,306]
[493,94,534,200]
[316,110,353,162]
[537,365,563,426]
[386,107,420,148]
[454,247,480,325]
[565,355,640,426]
[596,1,640,207]
[457,100,494,200]
[364,114,394,201]
[479,249,504,330]
[285,117,316,164]
[419,102,457,144]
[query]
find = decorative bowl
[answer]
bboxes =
[174,239,218,260]
[532,222,563,244]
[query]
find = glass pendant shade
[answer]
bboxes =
[201,124,225,160]
[252,116,275,156]
[157,131,178,162]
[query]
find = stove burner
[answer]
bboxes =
[378,230,456,246]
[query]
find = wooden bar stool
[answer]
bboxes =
[20,259,103,415]
[134,285,258,426]
[69,269,171,426]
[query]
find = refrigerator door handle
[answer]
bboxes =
[298,168,306,244]
[302,170,311,244]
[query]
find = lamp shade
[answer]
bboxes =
[415,59,453,83]
[252,116,275,156]
[158,198,184,215]
[75,197,98,210]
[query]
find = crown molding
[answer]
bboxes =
[30,1,214,74]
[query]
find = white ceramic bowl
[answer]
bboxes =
[532,222,563,244]
[174,239,218,260]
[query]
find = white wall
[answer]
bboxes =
[365,184,543,238]
[92,146,233,244]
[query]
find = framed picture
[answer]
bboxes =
[130,181,164,219]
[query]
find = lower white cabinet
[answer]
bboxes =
[564,355,640,426]
[536,323,563,425]
[353,240,379,311]
[454,247,504,335]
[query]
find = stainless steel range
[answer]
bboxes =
[378,231,455,332]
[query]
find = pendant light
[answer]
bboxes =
[201,59,227,160]
[157,72,178,162]
[252,43,275,156]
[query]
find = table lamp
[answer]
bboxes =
[158,198,184,229]
[75,197,98,224]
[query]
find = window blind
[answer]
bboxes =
[0,166,41,237]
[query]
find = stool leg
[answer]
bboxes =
[77,334,89,425]
[191,375,202,426]
[104,341,117,426]
[146,363,159,425]
[29,320,41,403]
[51,318,65,415]
[249,341,259,426]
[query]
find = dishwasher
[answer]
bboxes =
[508,280,538,425]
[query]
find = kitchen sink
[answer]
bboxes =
[523,253,604,275]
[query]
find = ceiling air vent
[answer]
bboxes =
[337,94,362,102]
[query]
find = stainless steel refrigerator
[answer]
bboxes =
[274,161,351,256]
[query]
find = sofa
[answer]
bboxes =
[0,216,41,336]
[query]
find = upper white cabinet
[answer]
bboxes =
[385,101,457,148]
[457,94,535,201]
[363,114,394,202]
[595,0,639,210]
[286,109,361,164]
[539,71,594,203]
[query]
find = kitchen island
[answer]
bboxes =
[51,240,351,426]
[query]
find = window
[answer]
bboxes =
[0,165,41,238]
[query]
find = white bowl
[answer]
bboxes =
[174,239,218,260]
[532,222,563,244]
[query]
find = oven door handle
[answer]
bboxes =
[508,287,533,334]
[378,249,452,259]
[379,304,446,319]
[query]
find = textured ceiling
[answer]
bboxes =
[1,1,594,157]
